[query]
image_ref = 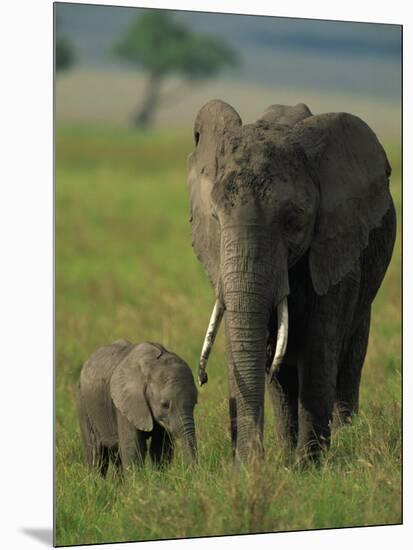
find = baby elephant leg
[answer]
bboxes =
[76,385,109,477]
[76,386,94,466]
[93,445,110,477]
[116,411,147,467]
[108,446,122,475]
[149,423,173,467]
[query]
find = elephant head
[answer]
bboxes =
[188,100,392,463]
[110,343,198,464]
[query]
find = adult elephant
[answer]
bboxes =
[188,100,396,464]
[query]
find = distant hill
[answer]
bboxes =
[56,67,400,140]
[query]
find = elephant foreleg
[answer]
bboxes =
[266,361,299,448]
[265,308,299,449]
[116,411,147,467]
[336,307,371,423]
[225,317,238,459]
[108,446,123,475]
[149,423,173,467]
[297,365,336,461]
[94,445,110,477]
[297,296,339,461]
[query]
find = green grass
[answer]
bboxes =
[55,123,401,546]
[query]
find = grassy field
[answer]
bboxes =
[55,124,401,546]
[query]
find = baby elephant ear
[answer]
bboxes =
[110,356,153,432]
[292,112,393,295]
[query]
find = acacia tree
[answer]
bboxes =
[113,10,239,128]
[55,16,74,73]
[56,39,74,72]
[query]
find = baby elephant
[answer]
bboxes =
[77,340,198,476]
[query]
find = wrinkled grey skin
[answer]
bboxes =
[188,100,396,464]
[77,340,198,476]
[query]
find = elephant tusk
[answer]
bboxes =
[267,297,289,384]
[198,300,224,386]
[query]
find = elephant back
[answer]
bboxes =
[80,340,135,446]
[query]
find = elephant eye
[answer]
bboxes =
[194,131,200,146]
[282,206,305,232]
[161,400,171,409]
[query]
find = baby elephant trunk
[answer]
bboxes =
[178,415,197,465]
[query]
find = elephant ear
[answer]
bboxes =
[110,354,153,432]
[292,112,392,295]
[188,100,242,289]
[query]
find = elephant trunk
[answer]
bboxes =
[221,228,279,462]
[179,415,197,465]
[225,306,269,462]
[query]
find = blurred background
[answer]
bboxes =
[55,3,401,139]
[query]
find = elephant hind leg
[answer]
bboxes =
[79,417,109,477]
[76,385,114,477]
[82,426,110,477]
[336,308,371,424]
[76,385,99,468]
